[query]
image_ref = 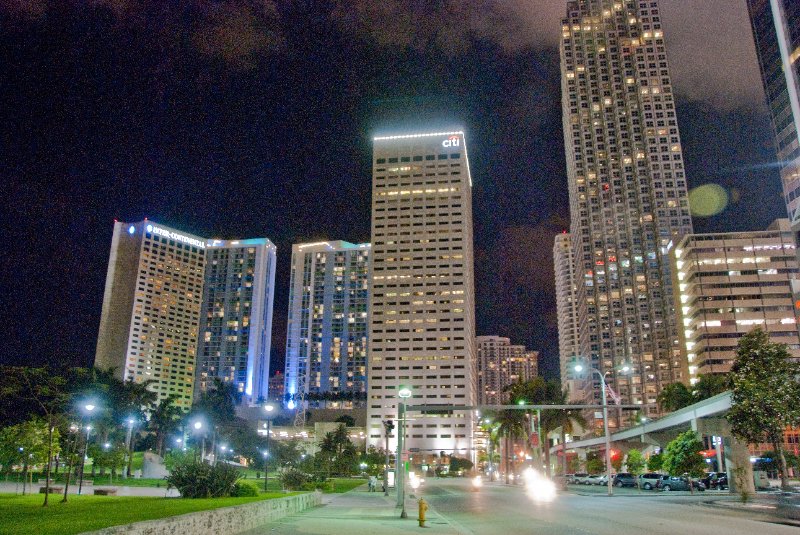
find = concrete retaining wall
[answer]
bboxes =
[82,491,322,535]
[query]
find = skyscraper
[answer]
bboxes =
[195,238,276,405]
[746,0,800,221]
[553,232,585,402]
[366,130,477,458]
[560,0,693,425]
[284,241,370,412]
[475,336,538,406]
[95,220,206,409]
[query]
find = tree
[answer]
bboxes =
[726,328,800,490]
[625,449,646,488]
[0,367,69,505]
[317,424,358,477]
[586,452,604,474]
[691,374,729,401]
[335,415,356,427]
[495,409,526,483]
[647,452,664,473]
[662,430,706,493]
[149,395,183,457]
[0,419,58,495]
[539,387,587,477]
[656,382,693,412]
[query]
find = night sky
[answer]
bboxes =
[0,1,785,380]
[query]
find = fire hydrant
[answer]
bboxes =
[418,498,428,527]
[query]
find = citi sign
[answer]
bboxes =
[442,135,460,148]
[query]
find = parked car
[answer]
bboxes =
[656,475,705,492]
[595,474,609,486]
[613,473,638,488]
[584,475,603,485]
[699,472,728,490]
[572,473,590,484]
[639,473,662,490]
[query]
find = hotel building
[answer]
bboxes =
[673,219,800,382]
[284,241,370,411]
[366,130,477,458]
[95,220,206,409]
[475,336,539,406]
[195,238,276,405]
[560,0,693,425]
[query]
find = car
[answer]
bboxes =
[584,475,603,485]
[572,473,590,484]
[595,474,609,486]
[564,473,576,484]
[699,472,728,490]
[639,473,662,490]
[613,473,638,488]
[656,475,705,492]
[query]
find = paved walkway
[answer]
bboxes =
[242,485,460,535]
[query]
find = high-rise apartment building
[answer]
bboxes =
[747,0,800,221]
[284,241,370,410]
[560,0,693,424]
[553,232,585,402]
[95,220,206,409]
[195,238,276,405]
[475,336,539,406]
[366,130,477,458]
[673,219,800,381]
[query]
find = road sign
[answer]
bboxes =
[409,447,420,453]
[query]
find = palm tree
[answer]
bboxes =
[540,389,587,477]
[495,409,526,483]
[149,395,182,456]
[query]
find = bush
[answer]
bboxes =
[279,467,310,490]
[231,481,260,497]
[166,461,242,498]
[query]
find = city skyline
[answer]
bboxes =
[0,2,786,381]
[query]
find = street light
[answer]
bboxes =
[125,417,136,478]
[192,420,205,462]
[78,402,97,495]
[263,403,275,492]
[397,387,412,518]
[573,362,630,497]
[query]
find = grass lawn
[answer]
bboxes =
[329,478,366,493]
[0,492,296,535]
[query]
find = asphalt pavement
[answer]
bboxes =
[245,478,799,535]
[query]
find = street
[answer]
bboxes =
[248,478,799,535]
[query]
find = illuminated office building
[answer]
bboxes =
[560,0,693,424]
[95,220,206,409]
[366,130,477,458]
[284,241,370,410]
[195,238,276,405]
[673,220,800,381]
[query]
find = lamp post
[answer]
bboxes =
[574,363,629,497]
[484,419,493,481]
[264,403,275,492]
[125,417,135,478]
[382,419,394,496]
[193,420,204,462]
[78,403,96,495]
[396,387,411,518]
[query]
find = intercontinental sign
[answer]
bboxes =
[146,224,206,249]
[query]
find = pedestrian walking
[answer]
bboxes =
[368,475,377,492]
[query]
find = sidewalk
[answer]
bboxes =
[241,486,461,535]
